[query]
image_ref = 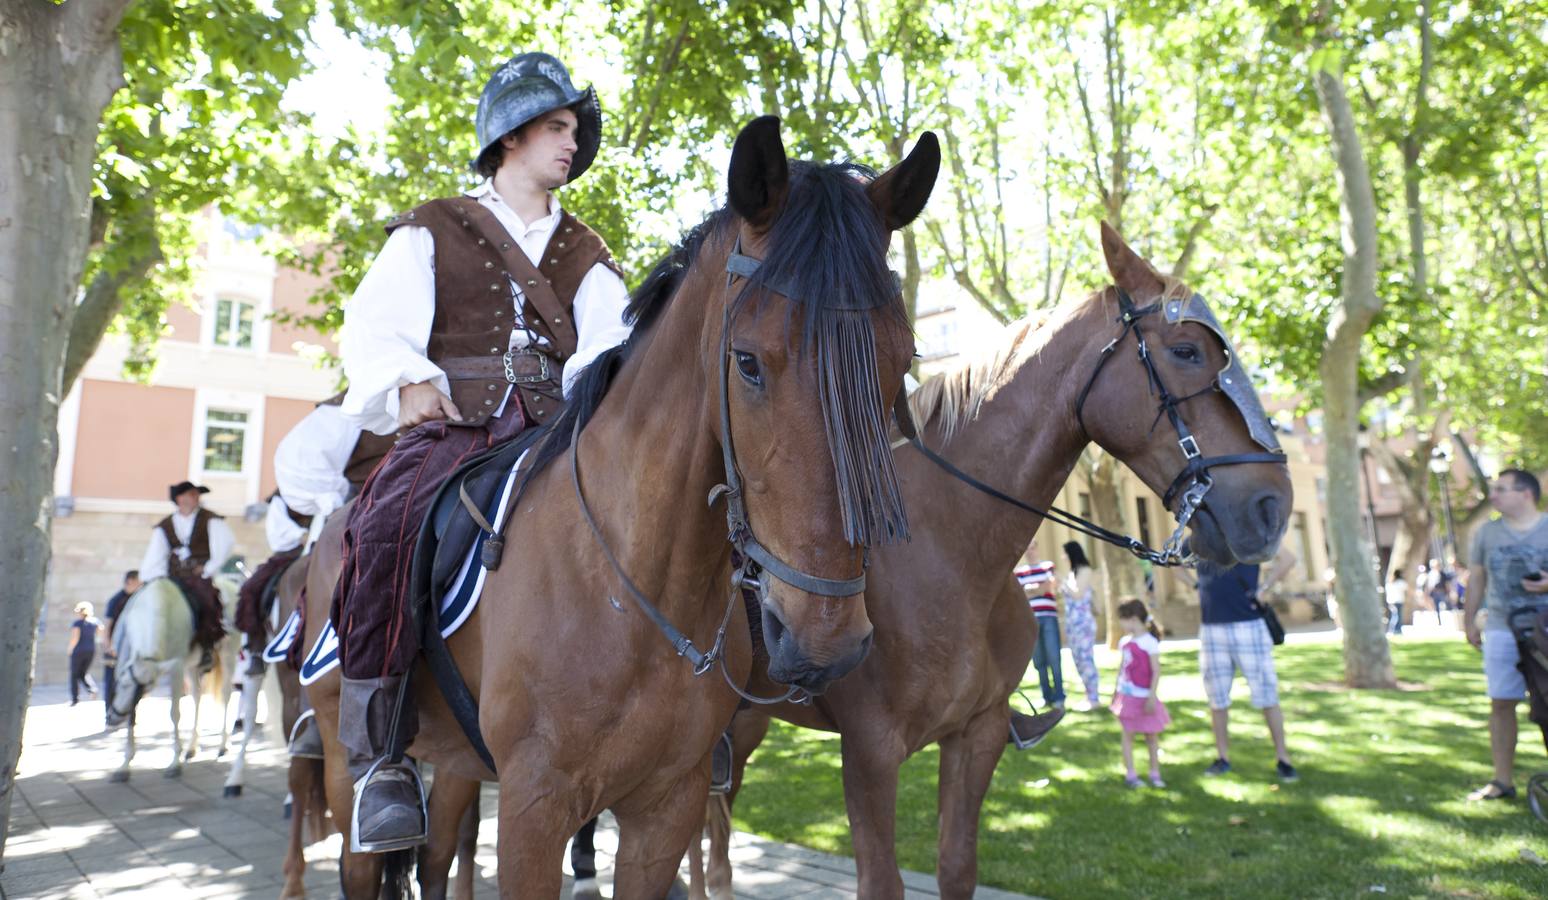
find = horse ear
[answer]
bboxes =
[868,132,941,231]
[1100,220,1166,300]
[728,116,790,231]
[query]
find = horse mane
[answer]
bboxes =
[908,275,1194,445]
[522,162,912,544]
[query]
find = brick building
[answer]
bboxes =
[37,213,338,685]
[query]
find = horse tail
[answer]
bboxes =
[704,792,735,900]
[304,758,333,844]
[380,847,415,900]
[202,642,227,700]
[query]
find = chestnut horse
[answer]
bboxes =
[300,116,940,898]
[701,223,1294,899]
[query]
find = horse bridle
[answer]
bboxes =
[896,286,1285,566]
[571,237,876,704]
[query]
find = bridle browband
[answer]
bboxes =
[570,236,881,706]
[897,286,1286,566]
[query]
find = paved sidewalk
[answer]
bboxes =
[2,684,1034,899]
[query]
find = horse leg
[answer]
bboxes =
[280,754,324,900]
[452,784,482,900]
[612,766,714,900]
[166,669,185,777]
[841,733,908,900]
[493,774,581,900]
[934,708,1011,900]
[225,672,263,797]
[415,771,481,900]
[111,712,135,783]
[184,666,202,762]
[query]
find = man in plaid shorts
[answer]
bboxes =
[1192,548,1299,781]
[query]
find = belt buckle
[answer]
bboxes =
[502,350,550,385]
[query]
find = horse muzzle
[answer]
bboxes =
[760,599,874,693]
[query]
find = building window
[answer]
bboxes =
[213,297,255,349]
[203,409,249,472]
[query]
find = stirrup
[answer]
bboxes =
[349,757,428,853]
[709,731,734,795]
[287,709,324,759]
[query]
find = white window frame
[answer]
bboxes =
[190,389,265,505]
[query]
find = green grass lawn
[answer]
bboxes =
[732,635,1548,899]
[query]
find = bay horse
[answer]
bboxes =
[300,115,940,898]
[700,223,1294,899]
[105,575,241,781]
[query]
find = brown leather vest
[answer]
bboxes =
[384,196,622,428]
[157,508,221,579]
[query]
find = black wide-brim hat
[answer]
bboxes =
[169,481,210,502]
[474,52,601,184]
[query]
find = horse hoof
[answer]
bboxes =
[164,766,183,779]
[223,785,242,798]
[217,748,228,759]
[109,770,130,783]
[183,750,196,762]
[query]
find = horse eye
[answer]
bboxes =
[1170,344,1201,364]
[734,350,763,386]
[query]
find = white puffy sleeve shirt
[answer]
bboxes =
[339,183,632,435]
[273,403,361,517]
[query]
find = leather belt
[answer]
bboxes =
[440,350,557,385]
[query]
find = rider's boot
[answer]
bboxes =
[287,690,325,759]
[339,675,426,852]
[1008,707,1066,751]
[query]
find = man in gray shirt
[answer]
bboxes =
[1463,468,1548,801]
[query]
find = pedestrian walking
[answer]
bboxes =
[67,602,100,706]
[1060,541,1101,710]
[1386,571,1408,635]
[100,570,140,717]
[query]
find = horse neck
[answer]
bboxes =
[124,582,192,662]
[573,268,729,624]
[907,302,1105,583]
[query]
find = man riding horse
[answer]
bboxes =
[139,480,233,669]
[331,51,631,852]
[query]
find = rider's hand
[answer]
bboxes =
[1466,624,1482,651]
[398,381,462,429]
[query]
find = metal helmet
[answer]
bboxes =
[474,52,601,183]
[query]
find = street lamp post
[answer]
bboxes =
[1430,445,1459,567]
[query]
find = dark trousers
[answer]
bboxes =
[69,650,96,703]
[332,404,530,681]
[172,572,228,649]
[102,662,116,711]
[235,548,302,650]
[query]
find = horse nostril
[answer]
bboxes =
[761,602,787,648]
[1256,493,1283,537]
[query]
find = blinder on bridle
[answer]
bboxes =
[1073,287,1286,562]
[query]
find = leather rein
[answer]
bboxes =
[895,286,1286,567]
[570,239,877,706]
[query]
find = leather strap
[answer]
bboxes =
[439,351,557,383]
[457,200,579,356]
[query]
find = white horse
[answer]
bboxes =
[105,575,241,781]
[221,580,289,798]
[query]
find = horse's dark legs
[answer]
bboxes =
[570,816,599,885]
[416,771,481,900]
[841,732,908,900]
[935,707,1011,900]
[613,764,713,900]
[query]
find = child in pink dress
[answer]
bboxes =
[1111,598,1170,787]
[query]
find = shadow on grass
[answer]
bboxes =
[735,637,1548,899]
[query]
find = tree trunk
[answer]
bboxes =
[1089,451,1143,648]
[1312,35,1396,688]
[0,0,131,855]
